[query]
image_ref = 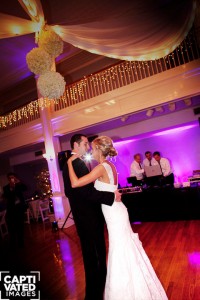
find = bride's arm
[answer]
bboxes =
[68,158,104,187]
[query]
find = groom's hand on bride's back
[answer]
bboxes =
[114,190,122,202]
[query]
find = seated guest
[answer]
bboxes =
[153,151,174,185]
[130,153,145,185]
[143,151,157,167]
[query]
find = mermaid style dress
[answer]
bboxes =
[94,162,168,300]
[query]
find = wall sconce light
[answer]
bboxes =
[168,103,176,111]
[184,98,192,106]
[121,115,129,122]
[146,109,154,117]
[155,106,164,113]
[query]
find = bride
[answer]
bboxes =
[67,135,168,300]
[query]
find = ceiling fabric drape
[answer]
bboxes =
[18,0,44,23]
[55,0,196,60]
[0,13,36,38]
[0,0,197,60]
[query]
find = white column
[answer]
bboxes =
[35,55,73,229]
[39,103,73,228]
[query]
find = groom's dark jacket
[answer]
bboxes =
[62,157,114,235]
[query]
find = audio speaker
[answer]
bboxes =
[58,150,71,170]
[88,135,98,143]
[193,107,200,115]
[35,150,43,156]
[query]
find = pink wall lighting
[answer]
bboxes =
[113,123,200,187]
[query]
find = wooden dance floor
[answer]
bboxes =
[1,220,200,300]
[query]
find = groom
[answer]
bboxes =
[62,134,121,300]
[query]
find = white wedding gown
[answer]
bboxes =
[94,162,168,300]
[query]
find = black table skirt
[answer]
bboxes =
[122,186,200,222]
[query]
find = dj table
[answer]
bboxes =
[121,186,200,222]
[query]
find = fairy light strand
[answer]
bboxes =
[0,29,199,130]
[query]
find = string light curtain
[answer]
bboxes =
[0,0,197,61]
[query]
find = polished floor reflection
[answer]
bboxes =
[1,220,200,300]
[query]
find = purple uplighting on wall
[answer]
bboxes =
[152,124,197,137]
[114,139,136,146]
[113,122,200,187]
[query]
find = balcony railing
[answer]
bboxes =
[0,28,199,130]
[0,101,41,129]
[54,28,199,111]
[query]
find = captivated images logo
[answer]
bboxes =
[0,271,40,300]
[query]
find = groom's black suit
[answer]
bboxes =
[62,157,114,300]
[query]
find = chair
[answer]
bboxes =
[0,210,8,239]
[24,208,34,224]
[38,200,50,222]
[28,200,40,221]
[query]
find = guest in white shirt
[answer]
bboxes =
[153,151,174,185]
[143,151,157,167]
[130,154,145,185]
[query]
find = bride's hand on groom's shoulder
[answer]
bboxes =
[67,154,79,163]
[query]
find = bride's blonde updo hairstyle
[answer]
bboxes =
[92,136,118,158]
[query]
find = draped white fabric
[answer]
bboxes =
[18,0,44,23]
[55,0,196,60]
[0,13,36,38]
[0,0,197,60]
